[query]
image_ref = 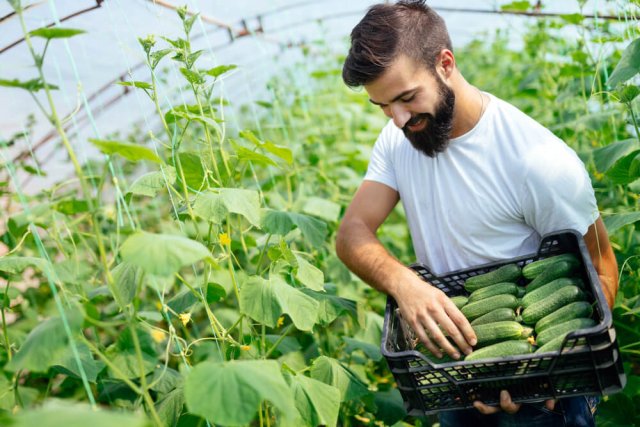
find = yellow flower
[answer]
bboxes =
[219,233,231,246]
[179,312,191,326]
[151,329,166,343]
[276,316,285,328]
[240,345,251,351]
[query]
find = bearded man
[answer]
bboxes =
[336,1,618,426]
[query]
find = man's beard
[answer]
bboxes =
[402,77,455,158]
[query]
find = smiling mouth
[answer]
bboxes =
[406,116,427,132]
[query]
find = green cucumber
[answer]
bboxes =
[535,301,594,333]
[517,286,526,298]
[536,318,596,347]
[461,294,519,320]
[470,308,517,326]
[472,321,524,347]
[521,285,586,325]
[525,260,580,293]
[522,253,580,280]
[521,277,584,308]
[464,264,522,292]
[468,282,518,303]
[465,340,533,361]
[450,295,468,309]
[535,334,568,354]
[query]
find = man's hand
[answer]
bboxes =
[393,269,477,359]
[473,390,556,415]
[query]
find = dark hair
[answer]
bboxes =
[342,1,452,87]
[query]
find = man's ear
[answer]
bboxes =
[436,49,456,81]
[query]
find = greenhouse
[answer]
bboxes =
[0,0,639,426]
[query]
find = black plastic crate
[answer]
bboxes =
[381,230,626,415]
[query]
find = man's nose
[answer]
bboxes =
[389,104,411,129]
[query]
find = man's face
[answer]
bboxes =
[364,54,456,157]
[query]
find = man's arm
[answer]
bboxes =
[336,180,476,359]
[584,216,618,308]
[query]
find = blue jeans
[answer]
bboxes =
[438,396,599,427]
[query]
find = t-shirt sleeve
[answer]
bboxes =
[364,121,398,190]
[521,140,599,236]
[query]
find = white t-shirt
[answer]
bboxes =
[364,92,599,275]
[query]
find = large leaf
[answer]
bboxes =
[184,360,297,426]
[301,289,359,325]
[373,389,406,426]
[176,152,205,189]
[302,197,341,223]
[233,142,279,167]
[294,254,325,291]
[343,337,382,362]
[240,130,293,164]
[603,212,640,234]
[12,400,147,427]
[120,231,212,276]
[0,78,58,92]
[608,37,640,87]
[53,341,104,382]
[261,210,328,247]
[5,311,94,377]
[205,64,237,78]
[89,139,161,164]
[593,139,638,173]
[155,387,185,427]
[105,326,157,378]
[193,191,228,224]
[0,256,48,275]
[29,27,86,39]
[286,373,340,427]
[605,149,640,184]
[110,262,143,309]
[310,356,369,402]
[219,188,261,227]
[239,275,319,331]
[128,166,176,197]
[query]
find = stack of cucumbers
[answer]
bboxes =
[417,253,597,363]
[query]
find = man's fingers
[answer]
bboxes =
[410,319,443,358]
[499,390,521,414]
[473,400,501,415]
[445,303,477,349]
[436,307,474,355]
[545,399,557,411]
[421,316,461,359]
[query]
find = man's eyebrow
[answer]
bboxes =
[369,89,416,106]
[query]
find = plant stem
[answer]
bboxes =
[2,281,11,362]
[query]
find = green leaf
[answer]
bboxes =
[592,139,638,173]
[106,326,157,378]
[239,275,319,331]
[605,149,640,184]
[596,393,637,426]
[261,210,328,246]
[286,373,340,427]
[179,67,205,85]
[617,84,640,103]
[53,199,90,215]
[116,81,153,90]
[310,356,369,402]
[301,289,359,325]
[294,254,325,291]
[155,387,185,427]
[603,212,640,234]
[0,78,58,92]
[373,389,406,426]
[219,188,261,227]
[343,337,382,361]
[302,197,341,223]
[177,152,205,189]
[120,231,213,276]
[53,341,104,382]
[500,1,531,11]
[12,400,147,427]
[239,130,293,164]
[193,192,228,223]
[111,262,143,309]
[233,142,279,167]
[206,64,237,78]
[89,139,162,164]
[559,13,584,25]
[5,311,84,374]
[150,48,172,69]
[29,27,86,39]
[128,166,176,197]
[184,360,297,425]
[206,282,226,303]
[167,289,199,313]
[0,256,48,275]
[608,37,640,87]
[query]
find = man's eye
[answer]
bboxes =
[401,96,415,103]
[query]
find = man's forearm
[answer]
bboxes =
[335,218,416,299]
